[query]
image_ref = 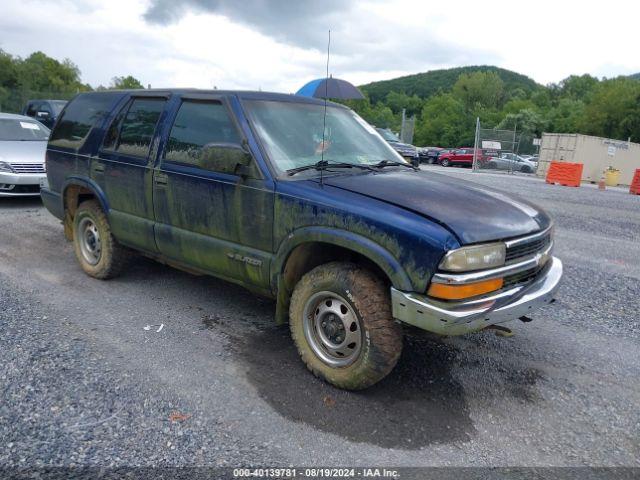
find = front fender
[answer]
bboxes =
[271,226,414,292]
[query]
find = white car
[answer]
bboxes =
[0,113,50,196]
[485,152,538,173]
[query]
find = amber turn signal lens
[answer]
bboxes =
[427,278,504,300]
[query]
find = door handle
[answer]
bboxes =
[154,173,168,185]
[92,164,105,173]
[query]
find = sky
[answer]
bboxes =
[1,0,639,92]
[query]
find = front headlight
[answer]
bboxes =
[439,243,506,272]
[0,161,15,173]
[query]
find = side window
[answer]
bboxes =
[49,93,118,151]
[113,98,165,157]
[26,102,39,116]
[164,100,242,172]
[455,149,466,155]
[39,103,53,115]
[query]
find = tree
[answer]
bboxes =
[497,109,547,137]
[414,94,471,147]
[384,91,423,116]
[580,77,640,141]
[547,98,585,133]
[110,75,144,89]
[17,51,87,93]
[557,74,599,101]
[452,71,504,110]
[0,50,20,111]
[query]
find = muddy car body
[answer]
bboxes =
[41,90,562,389]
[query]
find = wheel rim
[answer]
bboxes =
[302,291,363,367]
[77,217,102,265]
[442,159,449,166]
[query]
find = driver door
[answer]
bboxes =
[152,94,274,291]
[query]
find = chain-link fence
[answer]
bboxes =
[0,88,78,114]
[472,118,540,175]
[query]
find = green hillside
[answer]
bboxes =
[361,65,541,103]
[628,72,640,80]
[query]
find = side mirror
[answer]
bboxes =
[201,142,256,177]
[410,157,420,168]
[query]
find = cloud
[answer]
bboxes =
[143,0,349,51]
[4,0,638,92]
[142,0,499,76]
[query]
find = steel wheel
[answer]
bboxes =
[77,217,102,265]
[302,291,363,367]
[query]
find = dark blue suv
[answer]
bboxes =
[41,90,562,389]
[22,99,68,129]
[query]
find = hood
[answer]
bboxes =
[321,169,550,244]
[0,140,47,164]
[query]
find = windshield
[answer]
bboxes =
[0,118,50,141]
[50,101,67,115]
[244,100,406,174]
[376,128,400,142]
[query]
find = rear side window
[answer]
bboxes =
[103,98,165,157]
[164,100,241,169]
[49,93,117,151]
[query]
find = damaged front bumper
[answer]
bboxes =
[391,257,563,335]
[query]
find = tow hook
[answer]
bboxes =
[485,325,514,337]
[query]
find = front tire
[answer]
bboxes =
[440,158,450,167]
[73,200,129,279]
[289,262,402,390]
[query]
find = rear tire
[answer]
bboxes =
[289,262,402,390]
[521,165,532,173]
[73,200,129,279]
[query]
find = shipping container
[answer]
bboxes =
[537,133,640,186]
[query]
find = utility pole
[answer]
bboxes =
[472,117,480,172]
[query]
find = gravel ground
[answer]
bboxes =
[0,169,639,471]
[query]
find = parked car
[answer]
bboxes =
[437,147,485,167]
[375,127,419,162]
[485,152,539,173]
[22,99,68,128]
[41,90,562,390]
[0,113,49,196]
[417,146,443,164]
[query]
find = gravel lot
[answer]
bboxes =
[0,168,639,471]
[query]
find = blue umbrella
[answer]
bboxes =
[296,76,365,100]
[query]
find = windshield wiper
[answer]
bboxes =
[287,160,375,176]
[372,159,419,171]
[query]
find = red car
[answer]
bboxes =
[438,148,490,167]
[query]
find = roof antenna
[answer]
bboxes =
[320,29,330,187]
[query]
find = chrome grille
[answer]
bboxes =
[503,266,543,288]
[10,163,45,173]
[505,232,551,262]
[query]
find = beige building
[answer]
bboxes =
[536,133,640,186]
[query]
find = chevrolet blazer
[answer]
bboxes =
[41,90,562,389]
